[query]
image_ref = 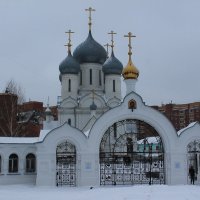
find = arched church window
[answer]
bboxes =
[68,118,71,125]
[99,70,102,86]
[113,123,117,138]
[0,155,1,173]
[80,70,82,85]
[90,69,92,85]
[113,80,116,92]
[9,154,18,173]
[68,79,71,92]
[26,153,36,173]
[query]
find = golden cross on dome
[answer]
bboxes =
[124,32,136,60]
[65,29,74,52]
[108,30,117,52]
[85,7,96,31]
[104,43,111,58]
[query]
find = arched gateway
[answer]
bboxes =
[89,91,178,186]
[100,119,164,185]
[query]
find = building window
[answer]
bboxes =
[113,80,116,92]
[0,155,1,173]
[68,79,71,92]
[9,154,18,173]
[68,118,71,125]
[26,153,36,173]
[90,69,92,85]
[80,70,82,85]
[99,70,102,86]
[113,123,117,138]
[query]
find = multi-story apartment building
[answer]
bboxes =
[0,92,44,137]
[17,101,44,137]
[152,102,200,131]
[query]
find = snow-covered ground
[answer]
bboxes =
[1,185,200,200]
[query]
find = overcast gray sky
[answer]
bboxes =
[0,0,200,106]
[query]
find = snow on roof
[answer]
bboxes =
[177,121,198,136]
[0,129,51,144]
[137,136,160,144]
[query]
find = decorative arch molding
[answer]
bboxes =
[79,92,107,109]
[87,92,177,185]
[39,122,88,154]
[106,96,121,108]
[82,115,97,133]
[178,122,200,154]
[60,96,78,108]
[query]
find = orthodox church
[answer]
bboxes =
[0,7,200,187]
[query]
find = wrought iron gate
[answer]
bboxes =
[56,141,76,186]
[100,119,165,185]
[187,140,200,183]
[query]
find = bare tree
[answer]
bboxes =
[0,80,26,136]
[5,79,25,104]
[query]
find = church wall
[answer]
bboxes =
[35,123,88,186]
[79,63,104,94]
[0,143,36,185]
[105,74,121,101]
[0,108,199,186]
[78,152,100,186]
[59,111,75,127]
[61,74,79,100]
[76,112,91,130]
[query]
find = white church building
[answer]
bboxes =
[0,8,200,187]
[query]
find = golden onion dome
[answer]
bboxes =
[122,59,139,79]
[123,32,139,80]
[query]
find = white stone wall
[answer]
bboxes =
[0,144,36,185]
[105,74,121,101]
[79,63,104,95]
[35,123,88,186]
[61,74,79,100]
[1,93,200,186]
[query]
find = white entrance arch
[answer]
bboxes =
[36,122,88,186]
[88,92,178,185]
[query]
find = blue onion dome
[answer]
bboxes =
[59,51,80,74]
[102,51,123,75]
[73,31,107,64]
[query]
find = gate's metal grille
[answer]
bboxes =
[187,140,200,183]
[56,141,76,186]
[100,119,165,185]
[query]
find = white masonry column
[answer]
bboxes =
[124,79,137,95]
